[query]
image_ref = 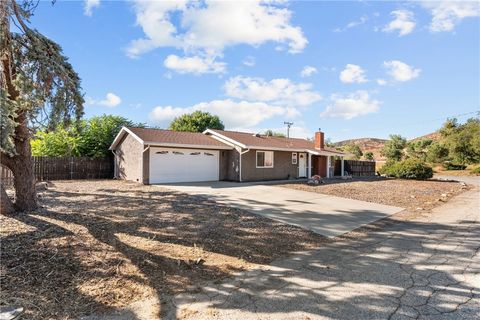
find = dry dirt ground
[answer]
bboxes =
[0,180,324,320]
[0,178,470,319]
[281,177,469,212]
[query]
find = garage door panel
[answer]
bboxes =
[150,147,219,183]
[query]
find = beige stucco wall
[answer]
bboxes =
[115,133,143,183]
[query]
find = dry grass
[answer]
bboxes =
[1,180,324,319]
[281,177,469,211]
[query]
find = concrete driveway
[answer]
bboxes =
[157,181,403,238]
[167,184,480,320]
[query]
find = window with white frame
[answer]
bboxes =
[256,151,274,168]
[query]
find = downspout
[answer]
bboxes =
[142,145,150,184]
[111,150,117,179]
[238,148,250,182]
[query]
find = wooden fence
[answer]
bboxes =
[1,156,113,187]
[334,159,376,177]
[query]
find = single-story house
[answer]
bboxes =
[109,127,347,184]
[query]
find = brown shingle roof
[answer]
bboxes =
[126,127,231,148]
[207,129,345,154]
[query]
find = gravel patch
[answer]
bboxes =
[281,177,469,212]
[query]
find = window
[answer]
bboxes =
[256,151,274,168]
[190,152,201,155]
[292,152,298,164]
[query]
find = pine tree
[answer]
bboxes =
[1,0,83,213]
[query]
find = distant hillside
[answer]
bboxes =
[333,138,389,160]
[410,131,440,142]
[334,132,440,161]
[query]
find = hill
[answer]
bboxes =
[334,132,440,161]
[333,138,389,160]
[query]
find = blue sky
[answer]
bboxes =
[31,0,479,141]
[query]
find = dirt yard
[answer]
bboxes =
[282,177,469,211]
[0,180,324,319]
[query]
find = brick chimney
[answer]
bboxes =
[314,131,324,149]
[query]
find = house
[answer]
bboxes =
[109,127,347,184]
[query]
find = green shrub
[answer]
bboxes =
[443,161,467,170]
[471,166,480,175]
[380,159,433,180]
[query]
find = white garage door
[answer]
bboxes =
[149,147,220,183]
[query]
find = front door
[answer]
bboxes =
[298,152,307,177]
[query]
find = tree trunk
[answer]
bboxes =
[0,115,38,212]
[11,116,37,212]
[0,183,15,215]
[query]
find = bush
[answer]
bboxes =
[443,161,467,170]
[380,159,433,180]
[471,166,480,175]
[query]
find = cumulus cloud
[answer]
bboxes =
[86,92,122,108]
[383,10,416,36]
[127,0,307,73]
[84,0,100,16]
[224,76,322,107]
[242,56,256,67]
[339,64,368,83]
[384,60,421,82]
[300,66,318,78]
[149,99,292,128]
[164,54,226,74]
[420,1,480,32]
[321,91,381,120]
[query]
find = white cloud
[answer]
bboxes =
[86,92,122,108]
[149,99,291,128]
[383,10,416,36]
[127,0,307,73]
[376,79,387,86]
[321,91,381,120]
[84,0,100,17]
[242,56,256,67]
[339,64,368,83]
[300,65,318,78]
[334,15,368,32]
[224,76,322,107]
[164,54,226,74]
[384,60,421,82]
[420,1,480,32]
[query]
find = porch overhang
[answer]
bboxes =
[306,149,348,157]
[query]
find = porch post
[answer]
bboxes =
[326,156,331,178]
[341,157,344,177]
[308,153,312,178]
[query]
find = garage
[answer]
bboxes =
[149,147,219,183]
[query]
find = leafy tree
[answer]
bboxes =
[1,1,83,213]
[406,139,433,162]
[343,144,363,160]
[265,129,286,137]
[78,115,141,158]
[364,151,374,161]
[381,134,407,161]
[440,117,480,165]
[31,127,81,157]
[426,141,449,163]
[169,111,224,132]
[30,115,142,158]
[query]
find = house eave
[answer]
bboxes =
[144,142,233,150]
